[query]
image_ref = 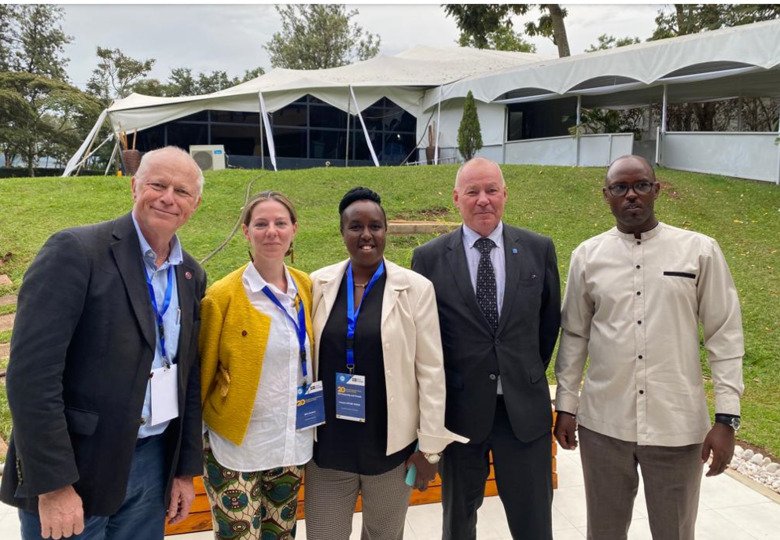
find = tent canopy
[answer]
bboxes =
[106,46,549,133]
[422,19,780,111]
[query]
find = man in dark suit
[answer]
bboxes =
[1,146,207,539]
[412,157,560,539]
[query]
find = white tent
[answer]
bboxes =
[105,46,547,134]
[63,46,547,175]
[65,21,780,177]
[422,19,780,111]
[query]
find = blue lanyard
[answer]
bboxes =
[261,285,309,387]
[345,260,385,373]
[144,264,174,363]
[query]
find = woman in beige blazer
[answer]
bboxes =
[303,187,467,540]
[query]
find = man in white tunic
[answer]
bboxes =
[554,155,744,540]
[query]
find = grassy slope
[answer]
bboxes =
[0,165,777,454]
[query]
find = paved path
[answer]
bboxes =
[0,295,15,307]
[0,313,14,332]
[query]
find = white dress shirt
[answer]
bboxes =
[208,263,313,471]
[555,223,744,447]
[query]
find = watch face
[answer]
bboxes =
[731,417,741,430]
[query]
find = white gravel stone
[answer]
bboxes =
[723,446,780,494]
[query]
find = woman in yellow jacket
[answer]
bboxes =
[199,191,316,539]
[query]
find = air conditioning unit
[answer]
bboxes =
[189,145,226,171]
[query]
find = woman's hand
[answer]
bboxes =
[405,450,438,491]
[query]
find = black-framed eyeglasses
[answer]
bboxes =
[606,181,655,197]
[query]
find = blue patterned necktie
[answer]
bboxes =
[475,237,498,331]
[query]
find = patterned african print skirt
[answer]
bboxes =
[202,433,303,540]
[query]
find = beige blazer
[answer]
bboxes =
[311,259,468,455]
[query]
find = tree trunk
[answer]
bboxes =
[545,4,570,57]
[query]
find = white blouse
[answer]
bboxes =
[208,263,314,471]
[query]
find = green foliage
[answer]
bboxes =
[444,4,570,57]
[457,91,483,161]
[11,4,71,80]
[131,66,266,98]
[265,5,380,69]
[652,4,779,40]
[86,46,155,107]
[458,25,536,52]
[585,34,641,52]
[0,71,101,175]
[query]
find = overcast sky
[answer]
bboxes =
[59,3,663,90]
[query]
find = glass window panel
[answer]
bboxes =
[274,127,307,158]
[211,124,262,156]
[210,111,260,124]
[136,125,166,152]
[166,123,208,149]
[309,130,346,159]
[309,104,347,129]
[508,110,524,141]
[273,104,308,127]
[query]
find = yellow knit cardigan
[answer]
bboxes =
[199,263,314,446]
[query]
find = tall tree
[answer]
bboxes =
[12,4,71,80]
[444,4,570,57]
[652,4,779,40]
[265,5,380,69]
[458,25,537,53]
[86,47,155,107]
[457,91,483,160]
[195,70,239,94]
[0,4,17,71]
[0,4,88,174]
[0,72,100,175]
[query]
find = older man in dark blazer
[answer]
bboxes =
[412,157,560,540]
[1,146,207,539]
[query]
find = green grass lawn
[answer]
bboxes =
[0,164,778,455]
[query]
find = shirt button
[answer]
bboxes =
[636,291,641,296]
[637,320,642,325]
[636,265,641,269]
[241,330,247,336]
[140,418,146,426]
[639,390,645,395]
[494,339,500,345]
[637,241,641,245]
[638,355,643,359]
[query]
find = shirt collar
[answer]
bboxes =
[243,262,298,299]
[614,221,663,242]
[131,213,183,267]
[462,222,504,249]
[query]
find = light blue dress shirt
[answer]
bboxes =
[132,214,183,438]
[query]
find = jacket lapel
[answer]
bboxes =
[445,228,489,330]
[312,260,349,346]
[380,260,409,327]
[175,260,195,365]
[496,227,528,335]
[110,213,156,350]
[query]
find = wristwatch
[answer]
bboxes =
[714,414,741,431]
[423,452,442,464]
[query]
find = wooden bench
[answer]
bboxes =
[166,414,558,535]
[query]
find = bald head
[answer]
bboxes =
[606,155,655,186]
[455,157,505,189]
[135,146,204,197]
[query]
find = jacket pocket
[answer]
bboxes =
[65,407,99,436]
